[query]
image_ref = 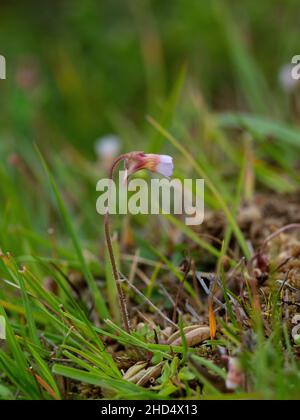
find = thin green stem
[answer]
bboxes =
[104,154,131,333]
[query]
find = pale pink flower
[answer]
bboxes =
[225,357,245,390]
[95,135,121,172]
[124,152,173,180]
[278,64,299,92]
[292,314,300,345]
[95,135,121,160]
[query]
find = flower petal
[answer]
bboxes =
[124,152,174,179]
[156,160,173,177]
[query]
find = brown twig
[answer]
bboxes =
[261,223,300,250]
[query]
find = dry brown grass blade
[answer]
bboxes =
[167,325,210,347]
[136,362,164,387]
[209,300,217,340]
[28,368,60,400]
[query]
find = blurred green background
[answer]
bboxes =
[0,0,299,155]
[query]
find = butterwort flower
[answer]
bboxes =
[103,150,174,333]
[225,357,245,390]
[292,314,300,345]
[95,135,121,160]
[278,64,299,92]
[124,152,173,181]
[95,135,121,172]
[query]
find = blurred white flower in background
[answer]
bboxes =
[278,64,300,92]
[292,314,300,345]
[95,134,121,172]
[95,135,121,158]
[225,357,245,390]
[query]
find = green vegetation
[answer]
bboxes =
[0,0,299,400]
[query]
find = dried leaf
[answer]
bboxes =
[168,325,210,347]
[123,361,148,381]
[28,369,60,400]
[136,362,164,387]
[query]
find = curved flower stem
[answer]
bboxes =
[104,154,131,333]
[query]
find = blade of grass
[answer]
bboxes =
[147,116,251,259]
[212,1,273,115]
[2,258,40,347]
[149,64,187,152]
[35,146,109,319]
[52,364,160,399]
[28,343,61,400]
[218,112,300,148]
